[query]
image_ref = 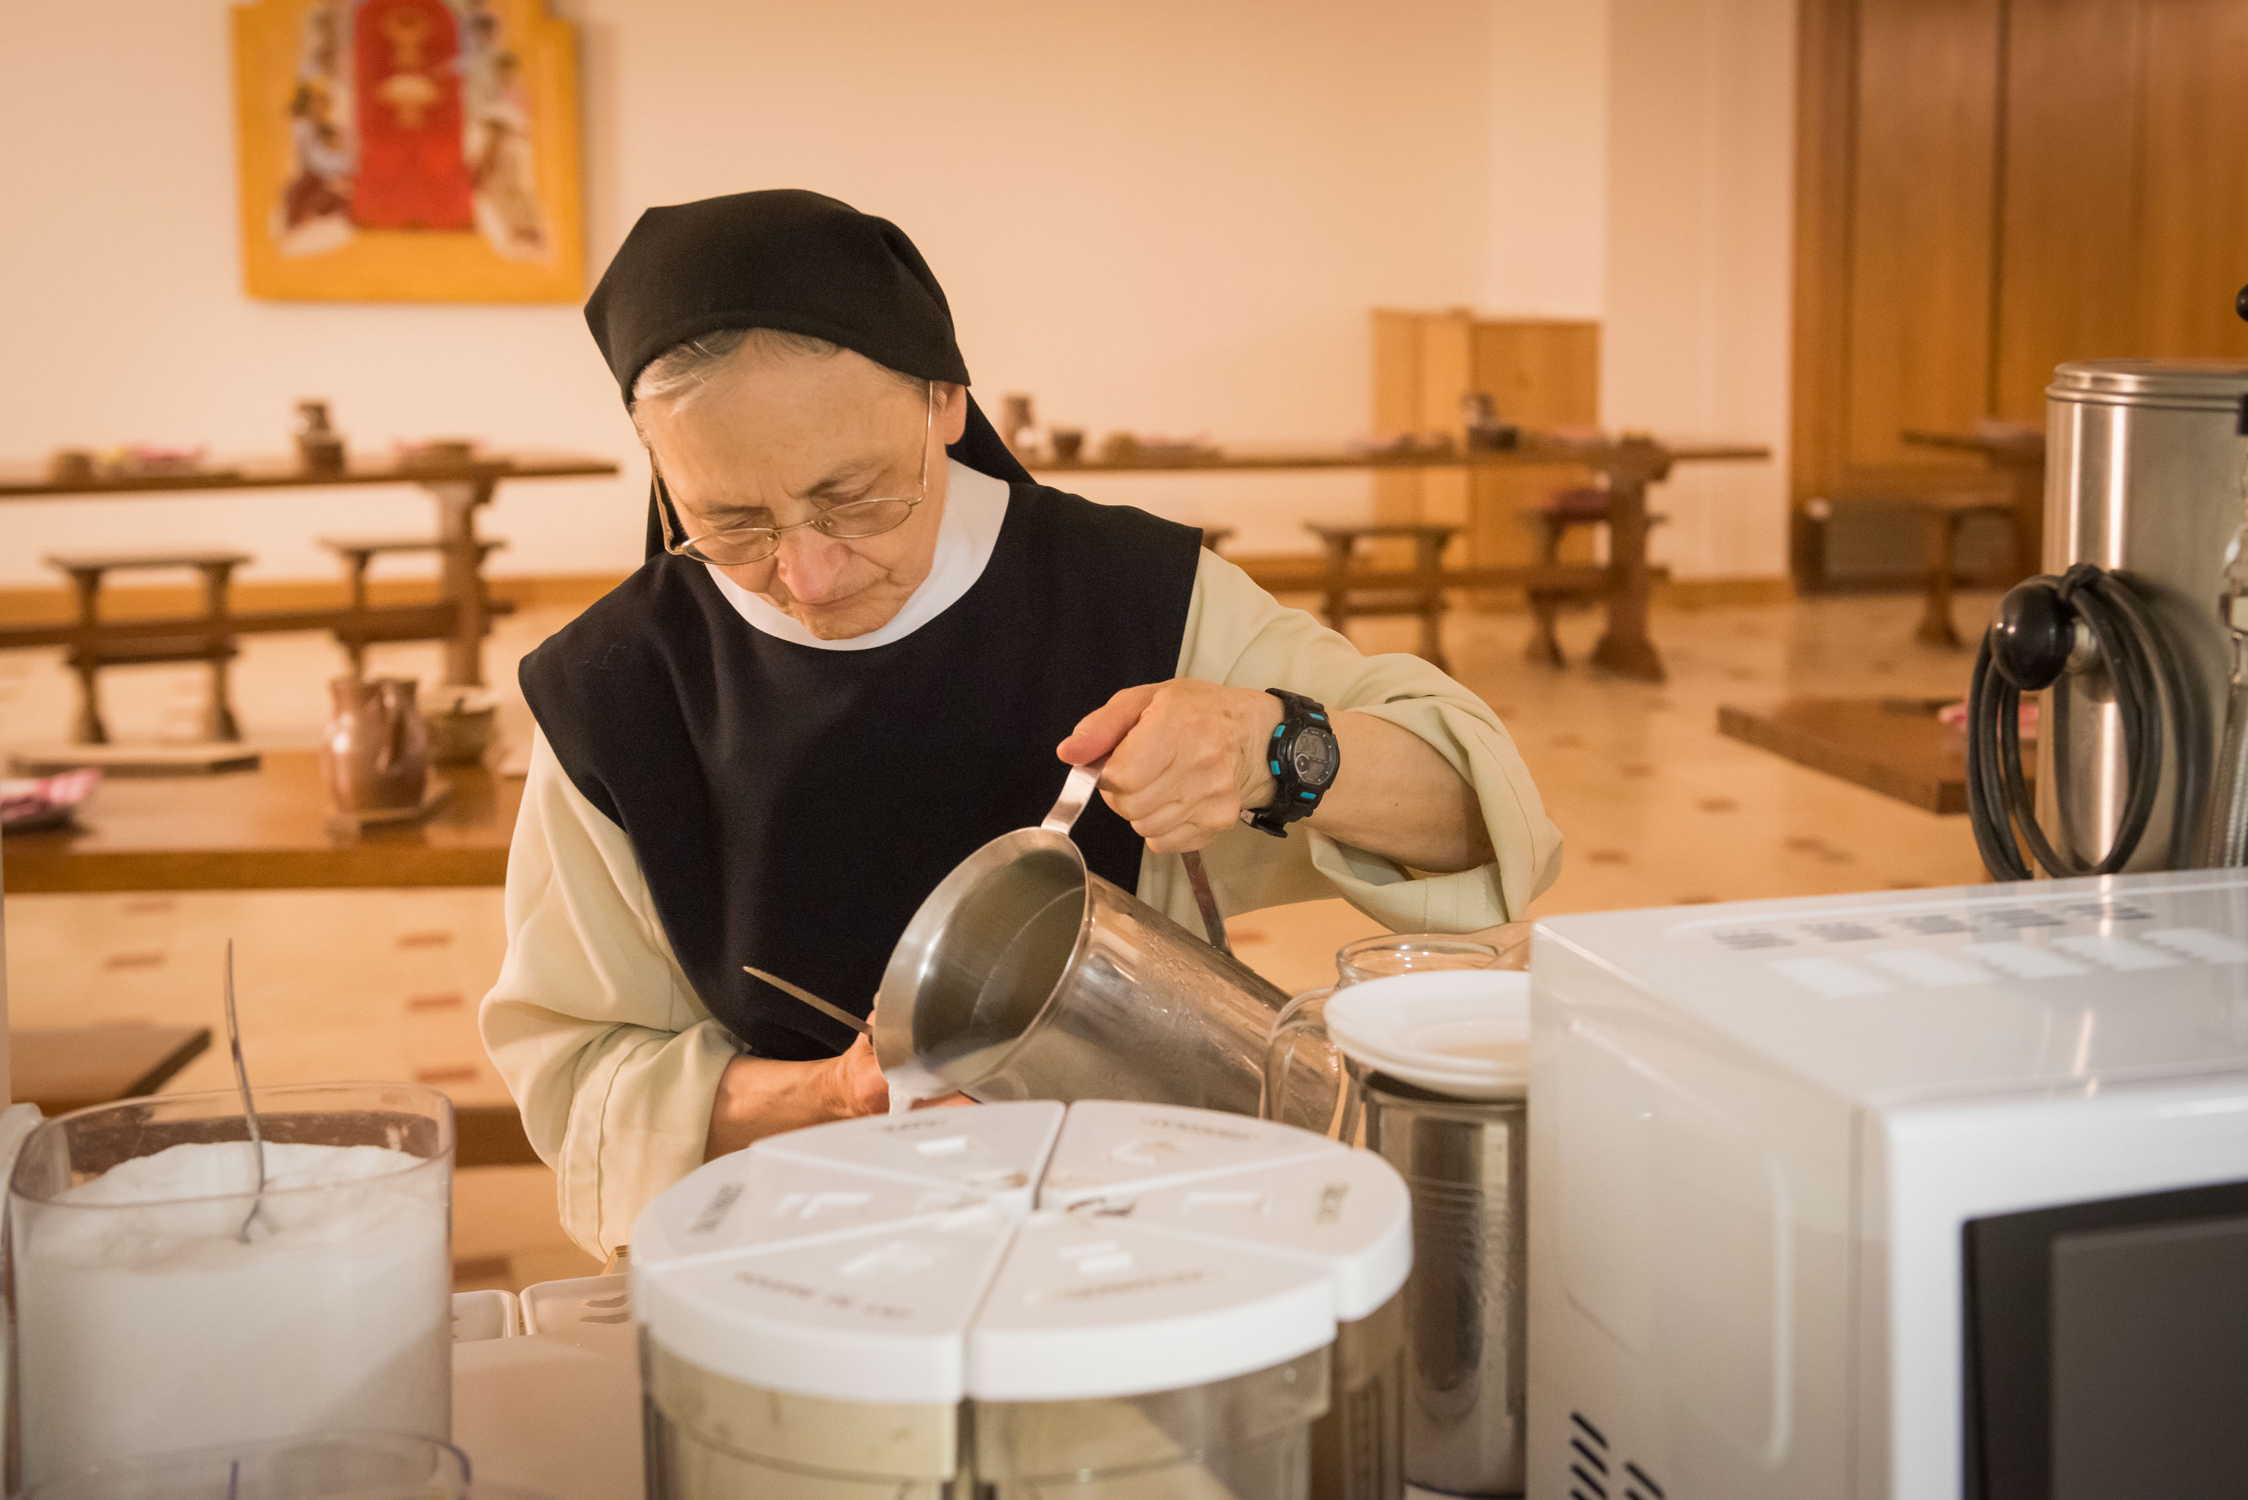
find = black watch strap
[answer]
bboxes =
[1247,688,1339,837]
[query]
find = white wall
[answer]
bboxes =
[1483,2,1609,320]
[0,0,1498,580]
[0,0,1795,586]
[1602,0,1796,581]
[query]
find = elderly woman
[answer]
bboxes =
[482,189,1560,1258]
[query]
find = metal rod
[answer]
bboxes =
[223,939,269,1242]
[741,965,871,1036]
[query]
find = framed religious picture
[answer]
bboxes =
[231,0,585,301]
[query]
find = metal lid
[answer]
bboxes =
[2048,358,2248,410]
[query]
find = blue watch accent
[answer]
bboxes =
[1247,688,1340,838]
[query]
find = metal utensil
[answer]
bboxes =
[741,964,871,1036]
[222,939,271,1242]
[1045,757,1231,956]
[874,758,1287,1107]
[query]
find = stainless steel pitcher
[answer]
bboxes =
[1363,1075,1527,1498]
[873,764,1291,1111]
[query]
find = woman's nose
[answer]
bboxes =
[772,527,854,602]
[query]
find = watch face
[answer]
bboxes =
[1291,726,1340,789]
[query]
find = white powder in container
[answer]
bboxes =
[14,1140,451,1481]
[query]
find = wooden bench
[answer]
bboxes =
[1904,488,2016,648]
[1524,486,1670,668]
[1302,522,1459,670]
[319,535,511,676]
[45,550,250,744]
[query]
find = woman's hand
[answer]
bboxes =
[1056,680,1278,854]
[822,1034,891,1116]
[704,1037,969,1159]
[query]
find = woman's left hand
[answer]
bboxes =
[1056,680,1279,853]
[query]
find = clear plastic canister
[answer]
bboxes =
[8,1082,455,1484]
[641,1335,969,1498]
[974,1349,1329,1499]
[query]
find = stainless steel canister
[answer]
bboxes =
[1362,1076,1526,1497]
[2043,360,2248,870]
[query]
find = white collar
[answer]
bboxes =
[703,459,1012,651]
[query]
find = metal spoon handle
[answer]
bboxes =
[223,940,268,1241]
[742,965,872,1036]
[1040,757,1107,834]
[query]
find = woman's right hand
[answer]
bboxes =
[824,1033,892,1117]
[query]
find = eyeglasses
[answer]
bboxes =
[658,382,934,567]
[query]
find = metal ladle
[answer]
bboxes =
[223,940,271,1242]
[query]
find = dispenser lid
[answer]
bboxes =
[635,1206,1017,1404]
[632,1101,1407,1405]
[966,1214,1336,1400]
[633,1147,988,1269]
[756,1100,1065,1213]
[1094,1151,1414,1321]
[1035,1100,1337,1205]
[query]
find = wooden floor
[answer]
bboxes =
[0,585,1995,1291]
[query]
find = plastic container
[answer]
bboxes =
[8,1083,455,1485]
[634,1102,1412,1499]
[451,1289,521,1342]
[16,1432,467,1499]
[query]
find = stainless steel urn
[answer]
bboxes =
[2041,360,2248,870]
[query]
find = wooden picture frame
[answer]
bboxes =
[231,0,584,302]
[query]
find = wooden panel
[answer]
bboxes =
[1842,0,2005,468]
[1791,0,1861,585]
[1370,309,1425,527]
[1992,0,2146,421]
[2136,0,2248,359]
[1467,320,1601,574]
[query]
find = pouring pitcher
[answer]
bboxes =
[873,762,1290,1111]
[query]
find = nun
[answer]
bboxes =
[481,189,1560,1258]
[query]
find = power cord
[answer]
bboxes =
[1966,564,2204,879]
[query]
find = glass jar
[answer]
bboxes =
[1260,928,1527,1143]
[18,1432,468,1499]
[9,1083,456,1483]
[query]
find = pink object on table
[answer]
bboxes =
[0,769,101,832]
[1937,699,2039,732]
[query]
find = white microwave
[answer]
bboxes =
[1528,871,2248,1500]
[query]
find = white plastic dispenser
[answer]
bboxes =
[633,1101,1412,1499]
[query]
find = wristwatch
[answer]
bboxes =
[1246,689,1341,837]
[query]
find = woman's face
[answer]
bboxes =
[638,348,969,640]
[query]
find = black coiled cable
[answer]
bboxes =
[1966,563,2204,880]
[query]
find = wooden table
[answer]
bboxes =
[1043,437,1770,682]
[13,1023,212,1116]
[1717,695,2028,815]
[0,451,618,688]
[1901,426,2045,580]
[2,751,518,893]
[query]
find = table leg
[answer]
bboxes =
[1415,532,1449,672]
[425,477,498,688]
[1589,453,1667,683]
[1321,536,1354,635]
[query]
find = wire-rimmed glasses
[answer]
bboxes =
[658,381,935,567]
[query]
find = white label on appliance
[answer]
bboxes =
[1964,941,2088,980]
[2138,927,2248,964]
[1765,956,1889,998]
[2049,934,2183,972]
[1861,948,1988,987]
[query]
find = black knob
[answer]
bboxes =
[2238,283,2248,322]
[1991,580,2076,691]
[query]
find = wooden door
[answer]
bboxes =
[1793,0,2248,587]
